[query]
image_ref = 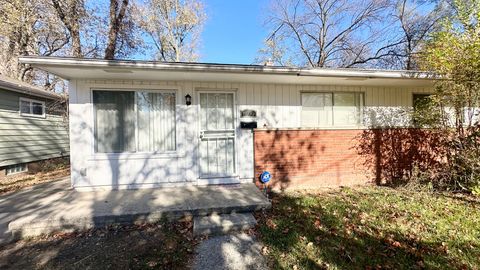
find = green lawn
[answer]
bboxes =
[257,187,480,270]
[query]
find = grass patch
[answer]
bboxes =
[257,187,480,270]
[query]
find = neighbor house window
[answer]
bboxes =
[5,163,27,175]
[19,98,45,117]
[301,92,364,127]
[93,90,176,153]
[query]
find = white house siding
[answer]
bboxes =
[69,78,432,189]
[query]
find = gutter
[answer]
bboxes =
[297,69,435,80]
[19,56,299,74]
[19,56,436,81]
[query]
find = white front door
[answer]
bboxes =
[198,92,236,179]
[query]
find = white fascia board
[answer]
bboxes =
[18,56,436,81]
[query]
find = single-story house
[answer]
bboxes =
[19,56,434,190]
[0,75,69,179]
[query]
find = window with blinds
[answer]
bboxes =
[93,90,176,153]
[301,92,364,127]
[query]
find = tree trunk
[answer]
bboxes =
[51,0,82,57]
[104,0,129,60]
[70,7,82,57]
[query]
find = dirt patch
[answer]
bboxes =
[0,166,70,194]
[0,219,198,270]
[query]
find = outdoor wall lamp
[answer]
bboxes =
[185,94,192,106]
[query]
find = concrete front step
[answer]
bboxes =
[5,183,270,240]
[193,213,257,236]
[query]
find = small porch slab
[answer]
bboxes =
[5,179,270,239]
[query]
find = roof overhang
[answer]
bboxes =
[19,56,436,87]
[0,75,63,99]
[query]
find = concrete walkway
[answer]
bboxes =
[0,178,270,244]
[193,232,269,270]
[0,177,70,244]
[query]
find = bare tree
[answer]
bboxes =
[138,0,206,62]
[104,0,130,60]
[387,0,447,69]
[0,0,70,81]
[263,0,395,68]
[50,0,84,57]
[261,0,448,69]
[255,34,293,66]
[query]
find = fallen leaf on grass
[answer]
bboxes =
[314,219,323,230]
[392,241,402,248]
[266,219,277,229]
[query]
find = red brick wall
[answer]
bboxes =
[254,129,370,190]
[254,128,444,190]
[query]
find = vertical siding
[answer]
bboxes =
[0,89,69,167]
[70,79,433,188]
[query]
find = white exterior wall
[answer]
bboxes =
[69,79,432,189]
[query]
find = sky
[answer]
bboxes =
[199,0,269,64]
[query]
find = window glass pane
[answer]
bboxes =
[93,91,135,153]
[20,100,31,114]
[333,93,362,126]
[301,93,332,127]
[32,102,44,115]
[6,164,27,175]
[137,92,176,152]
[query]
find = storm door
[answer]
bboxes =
[198,92,236,178]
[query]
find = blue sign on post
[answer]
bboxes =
[260,171,271,184]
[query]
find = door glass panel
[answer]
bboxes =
[200,93,208,130]
[226,94,234,129]
[207,93,217,130]
[217,94,226,130]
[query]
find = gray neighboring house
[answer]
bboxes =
[0,75,69,178]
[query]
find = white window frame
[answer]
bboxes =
[91,88,178,158]
[19,97,46,118]
[5,163,28,175]
[301,91,365,128]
